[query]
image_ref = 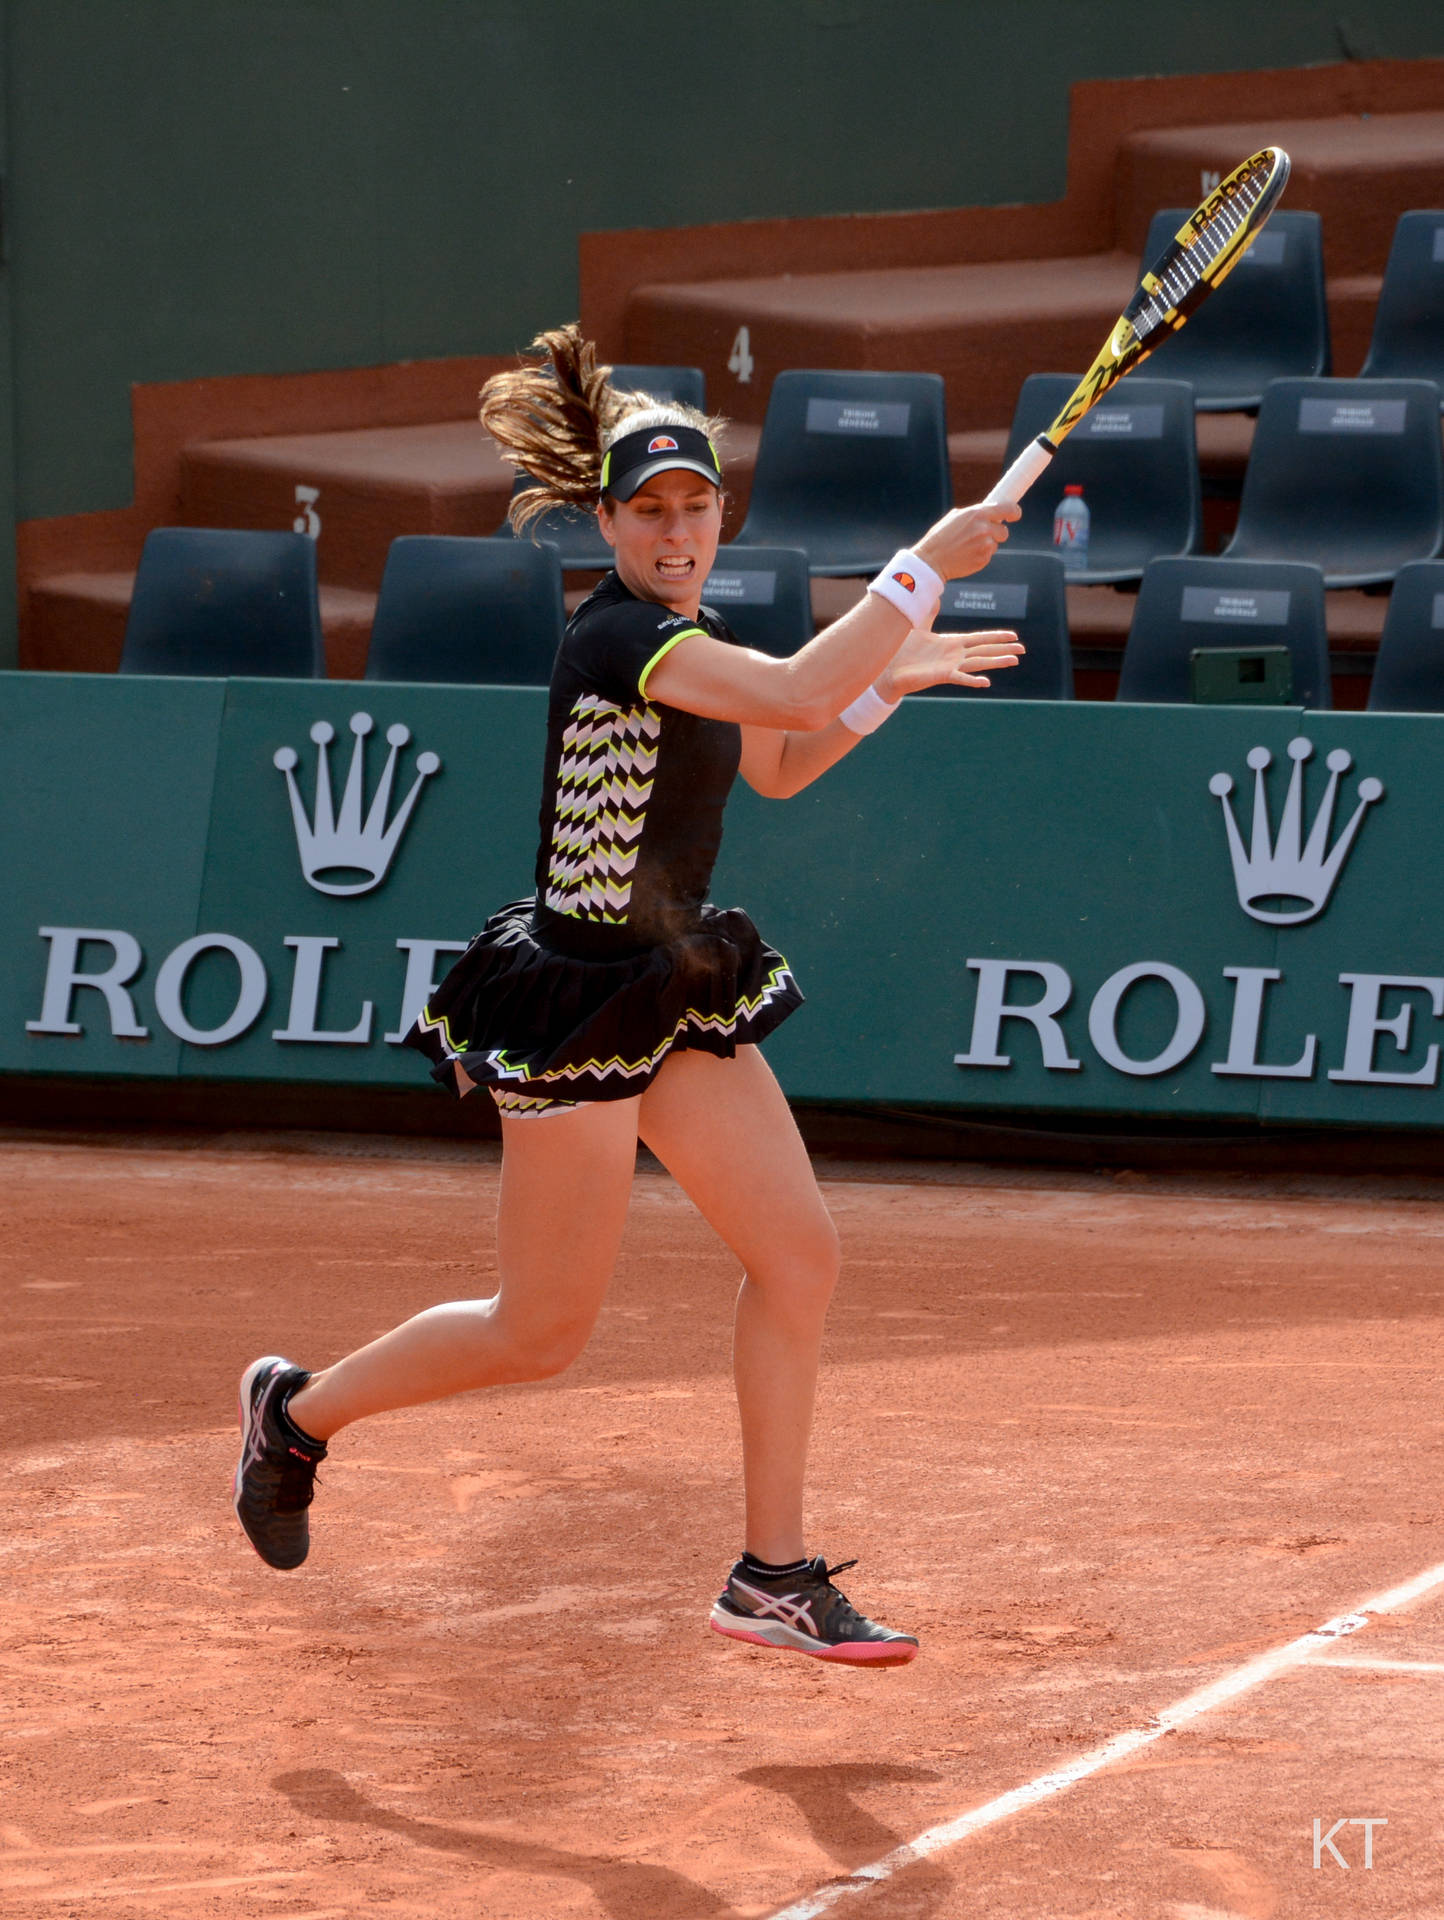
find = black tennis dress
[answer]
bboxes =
[403,571,803,1112]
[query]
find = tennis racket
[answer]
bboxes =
[984,146,1291,507]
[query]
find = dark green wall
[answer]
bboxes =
[9,672,1444,1134]
[6,1,1444,524]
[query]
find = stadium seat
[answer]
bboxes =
[495,475,613,568]
[1132,210,1329,411]
[1366,560,1444,712]
[919,551,1073,700]
[496,365,706,567]
[701,545,812,658]
[1360,212,1444,405]
[1000,373,1200,586]
[729,370,952,576]
[1222,377,1444,588]
[364,536,564,684]
[119,527,325,677]
[1117,557,1330,706]
[607,365,706,408]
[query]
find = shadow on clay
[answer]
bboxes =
[273,1767,743,1919]
[739,1763,952,1915]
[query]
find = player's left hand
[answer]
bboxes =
[875,625,1024,699]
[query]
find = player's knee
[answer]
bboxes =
[495,1315,595,1383]
[755,1215,841,1311]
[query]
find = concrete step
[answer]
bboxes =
[1115,110,1444,273]
[626,253,1141,433]
[620,101,1432,432]
[17,414,1262,681]
[627,256,1384,436]
[179,423,515,595]
[24,571,377,679]
[176,421,765,594]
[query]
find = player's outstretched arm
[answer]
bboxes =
[644,501,1020,733]
[739,626,1023,799]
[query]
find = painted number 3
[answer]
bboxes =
[293,483,321,540]
[727,326,754,385]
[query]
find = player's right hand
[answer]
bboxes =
[915,501,1020,583]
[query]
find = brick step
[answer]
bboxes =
[25,571,377,679]
[19,415,1267,680]
[1115,109,1444,272]
[628,253,1136,433]
[626,257,1383,433]
[177,422,765,594]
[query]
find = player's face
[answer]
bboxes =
[600,469,723,615]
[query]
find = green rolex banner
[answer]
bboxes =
[2,672,1442,1130]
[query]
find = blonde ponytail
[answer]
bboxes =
[480,324,725,532]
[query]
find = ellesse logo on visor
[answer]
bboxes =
[647,434,680,453]
[892,571,917,592]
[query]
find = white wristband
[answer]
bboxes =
[867,548,944,624]
[839,682,899,736]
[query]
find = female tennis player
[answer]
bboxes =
[234,326,1021,1666]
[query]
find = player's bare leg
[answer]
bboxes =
[234,1098,640,1569]
[639,1046,836,1563]
[287,1096,642,1437]
[639,1047,917,1662]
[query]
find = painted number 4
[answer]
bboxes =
[727,326,754,385]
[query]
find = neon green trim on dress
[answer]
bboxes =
[484,955,796,1087]
[637,627,706,699]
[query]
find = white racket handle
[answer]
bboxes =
[983,434,1056,507]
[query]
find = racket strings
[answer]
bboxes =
[1133,165,1269,339]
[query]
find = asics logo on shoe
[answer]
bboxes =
[731,1575,820,1638]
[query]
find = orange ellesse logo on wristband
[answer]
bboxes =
[648,434,680,452]
[892,570,917,592]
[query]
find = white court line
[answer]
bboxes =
[765,1557,1444,1920]
[1313,1655,1444,1674]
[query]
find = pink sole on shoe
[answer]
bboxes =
[710,1619,918,1665]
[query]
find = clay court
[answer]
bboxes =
[2,1126,1442,1916]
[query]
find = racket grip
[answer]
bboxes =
[983,435,1056,507]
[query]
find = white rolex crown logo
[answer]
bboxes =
[274,712,441,897]
[1208,736,1383,926]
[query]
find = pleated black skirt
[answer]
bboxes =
[402,897,804,1103]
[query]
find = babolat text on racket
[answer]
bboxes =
[984,146,1291,506]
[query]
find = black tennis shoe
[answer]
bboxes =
[709,1555,919,1666]
[233,1355,326,1570]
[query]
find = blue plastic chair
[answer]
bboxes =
[700,546,812,658]
[1367,561,1444,711]
[920,551,1073,700]
[1134,210,1330,411]
[1001,374,1200,586]
[1118,557,1330,707]
[1223,377,1444,588]
[730,370,952,575]
[607,365,706,408]
[119,528,325,677]
[1360,212,1444,406]
[365,537,564,685]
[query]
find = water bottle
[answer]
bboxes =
[1052,484,1090,573]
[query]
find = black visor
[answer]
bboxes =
[600,423,722,502]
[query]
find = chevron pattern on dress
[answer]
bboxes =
[544,693,662,922]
